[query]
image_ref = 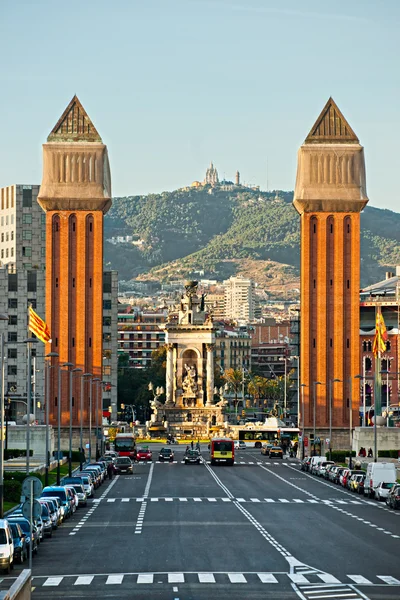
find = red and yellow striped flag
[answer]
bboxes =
[28,306,51,343]
[372,310,388,357]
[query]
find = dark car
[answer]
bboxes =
[301,458,312,472]
[40,503,53,538]
[114,457,133,474]
[387,484,400,510]
[269,446,283,459]
[184,450,201,464]
[159,448,174,462]
[8,517,38,556]
[10,523,27,564]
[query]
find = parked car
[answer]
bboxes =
[114,457,134,474]
[65,486,79,512]
[235,441,247,450]
[136,446,153,461]
[375,481,396,501]
[309,456,326,474]
[324,464,336,480]
[345,470,365,490]
[333,467,346,484]
[184,449,201,464]
[39,499,58,530]
[269,446,283,459]
[364,462,397,498]
[7,517,38,558]
[386,484,400,509]
[10,523,27,565]
[301,458,312,472]
[67,484,87,507]
[41,486,72,519]
[159,448,174,462]
[0,519,14,573]
[349,474,364,493]
[262,444,275,456]
[40,496,63,524]
[317,461,334,477]
[39,503,53,538]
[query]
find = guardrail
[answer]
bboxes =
[0,569,31,600]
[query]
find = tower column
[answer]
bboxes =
[206,344,215,406]
[165,344,174,405]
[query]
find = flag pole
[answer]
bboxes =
[373,305,382,462]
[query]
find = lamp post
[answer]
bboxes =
[0,313,8,518]
[81,373,92,469]
[56,363,62,485]
[328,378,342,460]
[24,338,38,475]
[291,356,299,427]
[362,356,366,428]
[349,374,363,469]
[62,363,74,477]
[92,379,101,460]
[279,356,288,422]
[300,383,307,459]
[312,381,323,456]
[45,352,59,486]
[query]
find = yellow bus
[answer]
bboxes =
[210,438,235,466]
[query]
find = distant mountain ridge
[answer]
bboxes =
[104,186,400,293]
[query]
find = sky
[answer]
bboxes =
[0,0,399,210]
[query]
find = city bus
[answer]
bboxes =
[238,427,299,449]
[114,433,136,460]
[210,438,235,466]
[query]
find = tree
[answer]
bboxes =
[248,376,269,411]
[223,368,244,417]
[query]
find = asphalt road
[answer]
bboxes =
[2,445,400,599]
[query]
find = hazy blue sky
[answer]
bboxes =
[0,0,399,210]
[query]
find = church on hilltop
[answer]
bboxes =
[190,162,241,189]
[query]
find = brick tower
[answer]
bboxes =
[293,98,368,449]
[38,95,111,427]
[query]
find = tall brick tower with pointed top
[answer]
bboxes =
[38,95,111,427]
[294,98,368,449]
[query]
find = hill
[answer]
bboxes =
[104,186,400,293]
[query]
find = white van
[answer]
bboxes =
[364,462,396,498]
[309,456,326,475]
[0,519,14,573]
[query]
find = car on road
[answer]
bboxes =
[10,523,27,565]
[114,457,134,474]
[77,474,95,498]
[0,520,14,573]
[316,461,334,477]
[364,462,396,498]
[261,444,274,456]
[67,484,87,507]
[374,481,396,501]
[386,484,400,509]
[7,517,38,558]
[159,448,174,462]
[41,486,72,519]
[269,446,283,459]
[184,449,201,464]
[301,458,312,471]
[234,441,247,450]
[39,503,53,538]
[136,446,153,461]
[349,474,365,493]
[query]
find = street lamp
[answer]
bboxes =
[349,374,363,469]
[62,363,74,477]
[0,313,8,518]
[92,378,101,460]
[312,381,323,456]
[23,338,38,475]
[81,373,92,469]
[45,352,59,486]
[278,356,288,421]
[300,383,307,459]
[328,378,342,460]
[291,356,299,427]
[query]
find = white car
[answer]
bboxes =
[374,481,396,501]
[234,441,246,450]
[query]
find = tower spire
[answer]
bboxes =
[47,95,102,143]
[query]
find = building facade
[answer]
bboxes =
[214,328,251,372]
[223,276,255,322]
[38,95,112,429]
[293,98,368,445]
[117,308,166,368]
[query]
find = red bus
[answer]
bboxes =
[210,438,235,466]
[114,433,136,460]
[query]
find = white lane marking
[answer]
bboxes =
[347,575,372,584]
[258,573,278,583]
[207,498,217,502]
[288,574,310,583]
[293,499,304,503]
[198,573,216,583]
[279,499,290,503]
[43,577,63,586]
[143,462,154,498]
[150,498,158,502]
[106,575,124,584]
[228,573,247,583]
[317,574,342,584]
[137,574,154,583]
[265,498,275,503]
[193,497,202,502]
[251,498,260,502]
[121,498,129,502]
[377,575,400,584]
[74,576,94,585]
[222,498,231,502]
[107,498,115,503]
[236,498,246,502]
[165,498,173,502]
[179,498,187,502]
[168,573,184,583]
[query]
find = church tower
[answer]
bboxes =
[293,98,368,447]
[38,95,111,427]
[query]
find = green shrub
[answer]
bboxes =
[4,480,22,503]
[4,449,33,460]
[329,450,356,463]
[61,450,84,462]
[378,449,399,458]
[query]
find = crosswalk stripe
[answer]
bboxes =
[317,573,341,583]
[107,498,115,503]
[250,498,260,502]
[43,577,63,586]
[74,576,94,585]
[222,498,231,502]
[377,576,400,585]
[279,499,289,503]
[347,575,372,584]
[150,498,158,502]
[265,498,275,502]
[193,498,202,502]
[288,574,310,583]
[228,573,247,583]
[207,498,217,502]
[137,574,154,583]
[236,498,246,502]
[258,573,278,583]
[179,498,187,501]
[198,573,216,583]
[293,499,304,503]
[106,575,124,584]
[121,498,129,502]
[307,499,318,503]
[168,573,184,583]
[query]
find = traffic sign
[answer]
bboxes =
[22,499,42,520]
[304,437,309,447]
[22,476,43,499]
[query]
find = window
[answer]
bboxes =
[8,273,17,291]
[103,333,111,342]
[22,214,32,224]
[8,332,17,343]
[386,340,391,351]
[10,248,13,257]
[103,366,111,376]
[8,315,17,326]
[41,214,46,225]
[1,250,3,259]
[6,233,8,242]
[8,348,17,359]
[28,299,37,309]
[41,247,45,257]
[22,247,31,257]
[41,231,46,241]
[5,248,8,258]
[22,188,32,207]
[363,341,367,352]
[11,215,13,224]
[103,299,112,310]
[103,272,112,293]
[103,349,112,359]
[103,316,112,327]
[8,365,17,376]
[1,233,3,242]
[27,271,37,292]
[23,230,32,241]
[8,298,17,308]
[10,231,13,240]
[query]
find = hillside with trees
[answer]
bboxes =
[104,186,400,290]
